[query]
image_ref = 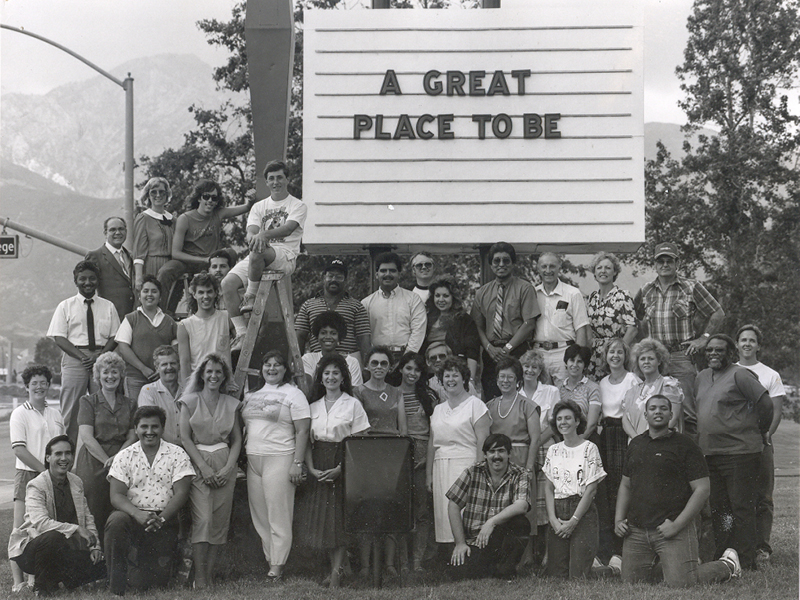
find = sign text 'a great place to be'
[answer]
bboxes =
[353,69,562,140]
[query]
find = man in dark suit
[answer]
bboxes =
[86,216,135,318]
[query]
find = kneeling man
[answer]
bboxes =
[105,406,194,595]
[8,435,106,596]
[614,394,740,586]
[447,433,531,579]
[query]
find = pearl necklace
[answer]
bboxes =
[497,392,519,419]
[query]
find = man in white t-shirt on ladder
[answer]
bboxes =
[221,161,308,347]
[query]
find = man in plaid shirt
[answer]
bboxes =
[633,242,725,408]
[447,434,531,579]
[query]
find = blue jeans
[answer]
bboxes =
[546,496,598,579]
[707,453,760,569]
[664,350,696,417]
[756,444,774,555]
[622,523,731,587]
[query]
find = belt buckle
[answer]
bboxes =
[543,341,556,351]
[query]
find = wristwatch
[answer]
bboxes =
[504,343,514,352]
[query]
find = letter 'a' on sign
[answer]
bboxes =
[303,1,645,254]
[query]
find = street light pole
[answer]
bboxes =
[1,24,135,245]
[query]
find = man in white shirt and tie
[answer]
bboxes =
[85,216,135,319]
[47,260,120,442]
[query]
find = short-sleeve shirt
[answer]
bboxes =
[522,384,561,431]
[108,440,195,512]
[486,394,540,445]
[309,393,370,443]
[430,396,490,460]
[137,380,184,446]
[47,293,120,347]
[534,280,590,343]
[10,403,66,471]
[599,371,641,420]
[178,393,240,447]
[446,461,530,544]
[691,365,769,455]
[295,293,372,355]
[737,362,786,398]
[622,376,683,437]
[558,376,601,418]
[241,383,310,455]
[246,194,307,257]
[77,392,137,454]
[623,430,708,528]
[634,277,722,349]
[303,352,363,387]
[355,384,403,435]
[543,440,606,499]
[471,277,541,344]
[587,285,636,341]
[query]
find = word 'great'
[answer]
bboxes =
[351,69,563,140]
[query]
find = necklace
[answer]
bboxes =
[497,392,519,419]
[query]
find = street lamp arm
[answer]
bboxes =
[0,24,125,88]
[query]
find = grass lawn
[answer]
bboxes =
[1,422,797,599]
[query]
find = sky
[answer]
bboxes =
[1,0,696,124]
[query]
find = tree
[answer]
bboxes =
[33,337,61,375]
[638,0,800,375]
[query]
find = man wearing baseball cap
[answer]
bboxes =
[294,259,372,364]
[633,242,725,415]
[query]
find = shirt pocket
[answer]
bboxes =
[671,299,691,320]
[553,308,571,328]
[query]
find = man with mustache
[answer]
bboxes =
[137,346,184,446]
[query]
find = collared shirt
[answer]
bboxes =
[623,430,708,529]
[558,376,601,417]
[446,461,530,544]
[295,292,371,354]
[137,379,184,446]
[362,286,427,353]
[308,393,370,443]
[689,365,770,456]
[108,440,194,512]
[47,293,120,346]
[634,276,721,349]
[114,306,168,344]
[133,209,174,265]
[471,276,540,344]
[10,402,66,471]
[534,280,590,343]
[53,477,79,525]
[105,242,132,275]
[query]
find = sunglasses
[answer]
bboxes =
[414,262,433,269]
[201,192,219,201]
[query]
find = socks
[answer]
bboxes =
[246,280,260,296]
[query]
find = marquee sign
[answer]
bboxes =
[302,2,644,253]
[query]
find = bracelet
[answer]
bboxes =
[293,459,303,466]
[570,515,579,522]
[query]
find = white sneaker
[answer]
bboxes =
[592,557,603,569]
[608,554,622,575]
[720,547,741,579]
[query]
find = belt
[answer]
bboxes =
[387,345,406,353]
[197,442,228,453]
[534,341,574,351]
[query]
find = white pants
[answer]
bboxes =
[247,454,295,566]
[540,347,568,385]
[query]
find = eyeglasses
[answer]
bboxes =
[369,360,390,368]
[428,353,448,362]
[201,192,219,201]
[492,258,512,265]
[325,272,345,281]
[413,262,433,269]
[655,258,676,266]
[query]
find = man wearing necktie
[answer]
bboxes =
[47,261,120,443]
[86,217,136,319]
[471,242,541,400]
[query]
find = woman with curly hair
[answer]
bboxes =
[179,353,242,589]
[132,177,175,293]
[297,353,369,588]
[586,252,637,380]
[622,338,684,438]
[76,351,137,543]
[157,179,252,309]
[422,278,481,382]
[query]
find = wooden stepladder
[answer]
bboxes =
[232,270,304,396]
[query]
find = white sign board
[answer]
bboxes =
[303,3,644,254]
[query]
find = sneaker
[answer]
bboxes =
[239,293,257,313]
[592,557,604,569]
[720,547,742,579]
[608,554,622,576]
[756,549,771,564]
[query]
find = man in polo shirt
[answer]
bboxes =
[409,251,435,303]
[295,259,372,363]
[137,346,184,446]
[362,251,427,363]
[633,242,725,408]
[533,252,590,385]
[105,406,194,595]
[447,433,530,579]
[47,260,120,443]
[685,334,772,571]
[471,242,540,399]
[735,323,787,563]
[614,394,741,586]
